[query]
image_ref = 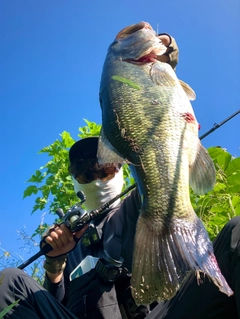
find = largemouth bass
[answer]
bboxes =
[97,21,233,304]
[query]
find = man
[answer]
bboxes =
[43,136,144,318]
[0,33,179,318]
[0,136,143,319]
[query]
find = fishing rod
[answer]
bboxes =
[17,182,136,270]
[18,110,239,269]
[199,109,240,140]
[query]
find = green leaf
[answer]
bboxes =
[210,205,225,213]
[213,182,226,192]
[225,157,240,175]
[111,75,142,90]
[23,185,38,198]
[35,197,48,205]
[42,185,51,198]
[78,119,101,138]
[32,203,41,214]
[228,184,240,193]
[0,299,20,318]
[60,131,75,148]
[208,147,226,161]
[27,170,45,183]
[232,196,240,208]
[208,214,228,226]
[46,175,55,186]
[217,152,232,170]
[227,173,240,186]
[235,204,240,215]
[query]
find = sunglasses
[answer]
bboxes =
[74,163,121,184]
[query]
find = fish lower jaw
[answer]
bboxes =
[124,56,157,64]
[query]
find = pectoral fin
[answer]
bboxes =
[150,62,177,86]
[189,141,216,195]
[151,64,196,101]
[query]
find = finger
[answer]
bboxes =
[158,34,171,47]
[45,234,60,251]
[45,227,72,250]
[55,226,74,247]
[74,224,89,239]
[59,224,74,242]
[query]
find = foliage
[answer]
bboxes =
[23,119,102,237]
[190,147,240,240]
[1,119,240,281]
[23,119,240,241]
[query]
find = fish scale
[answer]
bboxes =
[98,21,233,304]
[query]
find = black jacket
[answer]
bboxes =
[43,188,148,318]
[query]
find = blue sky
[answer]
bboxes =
[0,0,239,271]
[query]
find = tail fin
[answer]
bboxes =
[131,215,233,304]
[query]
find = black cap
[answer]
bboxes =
[69,137,99,163]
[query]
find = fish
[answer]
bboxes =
[97,21,233,304]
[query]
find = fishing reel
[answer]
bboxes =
[56,192,103,248]
[56,191,90,233]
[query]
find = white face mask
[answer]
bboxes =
[73,168,124,212]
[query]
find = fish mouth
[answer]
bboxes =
[124,52,159,64]
[116,21,153,39]
[116,21,165,64]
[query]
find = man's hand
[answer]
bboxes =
[42,223,88,257]
[42,223,88,282]
[157,33,179,69]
